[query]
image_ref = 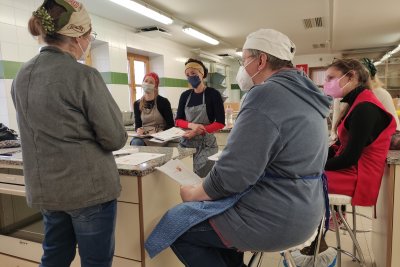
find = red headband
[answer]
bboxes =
[143,72,159,88]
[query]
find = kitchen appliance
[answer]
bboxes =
[0,166,44,262]
[122,111,134,126]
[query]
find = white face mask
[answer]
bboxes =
[143,82,155,94]
[78,37,91,61]
[235,58,260,92]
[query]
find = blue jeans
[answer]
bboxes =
[130,137,146,146]
[171,221,246,267]
[40,200,117,267]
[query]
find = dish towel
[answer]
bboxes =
[145,190,247,258]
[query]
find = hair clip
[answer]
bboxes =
[33,7,55,35]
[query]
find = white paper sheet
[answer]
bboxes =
[156,159,202,185]
[208,150,223,161]
[112,147,139,156]
[115,152,164,166]
[150,127,185,142]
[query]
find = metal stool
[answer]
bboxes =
[248,220,324,267]
[329,194,366,267]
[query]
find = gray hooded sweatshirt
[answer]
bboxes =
[203,69,332,251]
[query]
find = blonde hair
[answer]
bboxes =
[369,75,384,90]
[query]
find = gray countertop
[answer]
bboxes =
[0,146,195,177]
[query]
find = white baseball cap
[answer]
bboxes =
[243,29,296,61]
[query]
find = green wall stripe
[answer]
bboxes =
[100,72,112,84]
[0,60,23,79]
[159,77,189,88]
[100,72,128,85]
[0,60,190,89]
[231,83,240,90]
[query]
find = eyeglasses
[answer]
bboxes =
[88,31,97,42]
[238,55,255,66]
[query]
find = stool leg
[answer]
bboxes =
[283,251,297,267]
[338,208,366,266]
[248,252,263,267]
[352,205,357,259]
[312,217,325,267]
[331,205,342,267]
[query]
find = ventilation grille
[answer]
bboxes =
[136,26,171,37]
[303,17,324,29]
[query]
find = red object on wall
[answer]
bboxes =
[296,64,308,75]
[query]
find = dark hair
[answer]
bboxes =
[184,58,208,78]
[329,58,371,89]
[247,49,293,71]
[360,58,377,78]
[28,1,71,45]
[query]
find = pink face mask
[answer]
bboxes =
[323,72,350,98]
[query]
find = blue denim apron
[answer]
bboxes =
[145,172,329,258]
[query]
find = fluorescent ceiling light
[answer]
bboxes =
[391,44,400,55]
[235,49,243,57]
[182,26,219,45]
[375,44,400,65]
[373,60,382,66]
[109,0,173,25]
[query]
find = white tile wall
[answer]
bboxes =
[0,115,9,126]
[14,8,31,27]
[109,47,127,73]
[0,80,5,98]
[107,84,131,112]
[0,4,15,25]
[0,41,19,61]
[91,43,110,72]
[3,79,16,129]
[0,0,14,7]
[158,87,187,109]
[0,79,7,125]
[0,23,18,43]
[12,0,35,11]
[18,44,39,62]
[0,0,216,125]
[16,25,38,46]
[0,97,8,117]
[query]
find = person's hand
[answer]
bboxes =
[136,128,144,135]
[180,185,196,202]
[183,129,198,140]
[189,123,206,134]
[329,131,338,146]
[180,183,211,202]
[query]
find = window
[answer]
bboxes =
[127,53,150,109]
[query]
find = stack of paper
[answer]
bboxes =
[156,159,202,185]
[150,127,186,143]
[115,152,164,166]
[112,147,139,156]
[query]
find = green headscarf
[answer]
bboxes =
[360,58,377,78]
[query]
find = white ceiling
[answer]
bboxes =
[81,0,400,60]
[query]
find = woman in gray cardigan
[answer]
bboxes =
[11,1,127,267]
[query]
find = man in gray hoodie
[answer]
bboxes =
[146,29,331,267]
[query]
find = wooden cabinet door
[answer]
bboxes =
[115,202,141,261]
[113,256,141,267]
